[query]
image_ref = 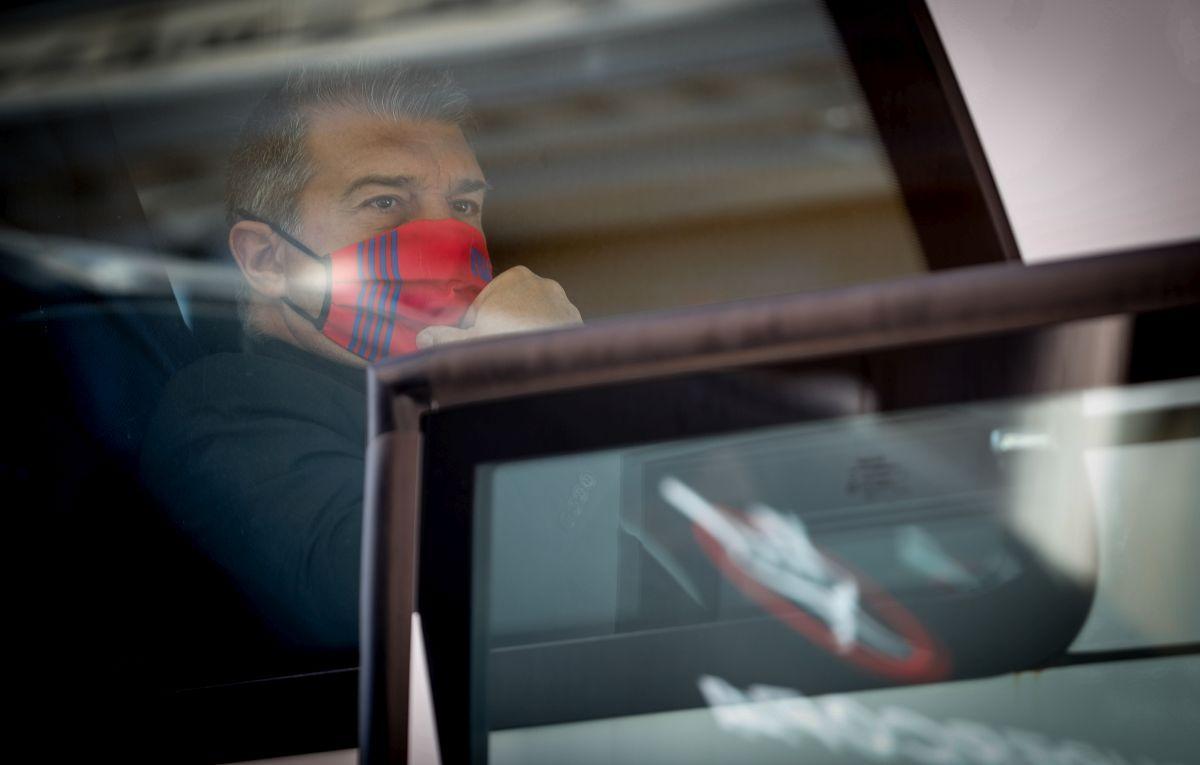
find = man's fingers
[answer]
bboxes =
[415,324,473,349]
[421,265,582,349]
[464,265,582,336]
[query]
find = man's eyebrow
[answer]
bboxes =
[340,174,414,201]
[452,178,492,196]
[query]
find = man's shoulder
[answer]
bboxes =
[162,346,361,404]
[164,349,278,391]
[141,345,367,477]
[164,348,261,382]
[148,346,365,439]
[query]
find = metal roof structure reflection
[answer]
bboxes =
[0,0,893,270]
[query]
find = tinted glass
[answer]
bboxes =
[0,0,1025,759]
[475,375,1200,762]
[2,0,941,695]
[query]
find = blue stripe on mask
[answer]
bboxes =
[348,240,368,354]
[378,227,403,358]
[359,235,381,356]
[366,233,390,360]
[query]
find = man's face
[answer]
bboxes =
[276,108,488,365]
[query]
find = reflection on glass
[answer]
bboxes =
[478,376,1200,759]
[657,476,944,680]
[494,655,1199,765]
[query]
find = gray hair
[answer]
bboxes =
[225,61,472,233]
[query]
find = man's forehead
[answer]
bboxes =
[304,107,481,187]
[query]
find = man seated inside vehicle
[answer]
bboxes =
[140,63,582,651]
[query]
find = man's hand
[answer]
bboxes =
[416,265,582,349]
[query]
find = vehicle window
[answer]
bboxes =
[478,374,1200,764]
[493,655,1199,765]
[2,0,957,691]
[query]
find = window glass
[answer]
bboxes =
[492,655,1200,765]
[3,5,1194,760]
[477,375,1200,762]
[2,0,934,693]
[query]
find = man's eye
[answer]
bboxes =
[451,199,480,215]
[366,196,398,211]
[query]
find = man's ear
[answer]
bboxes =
[229,220,287,298]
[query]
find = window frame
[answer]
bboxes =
[364,240,1200,764]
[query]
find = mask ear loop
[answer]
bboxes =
[235,209,333,331]
[278,262,332,332]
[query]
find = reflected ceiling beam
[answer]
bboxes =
[0,0,810,115]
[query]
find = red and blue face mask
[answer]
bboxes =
[240,213,492,361]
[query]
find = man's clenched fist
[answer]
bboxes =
[415,265,582,349]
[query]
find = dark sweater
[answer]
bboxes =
[140,336,366,650]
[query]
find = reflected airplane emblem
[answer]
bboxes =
[659,476,949,681]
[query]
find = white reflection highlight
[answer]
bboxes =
[660,475,858,650]
[989,429,1055,453]
[698,674,1182,765]
[0,226,243,299]
[1005,397,1101,588]
[896,526,977,590]
[659,476,910,658]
